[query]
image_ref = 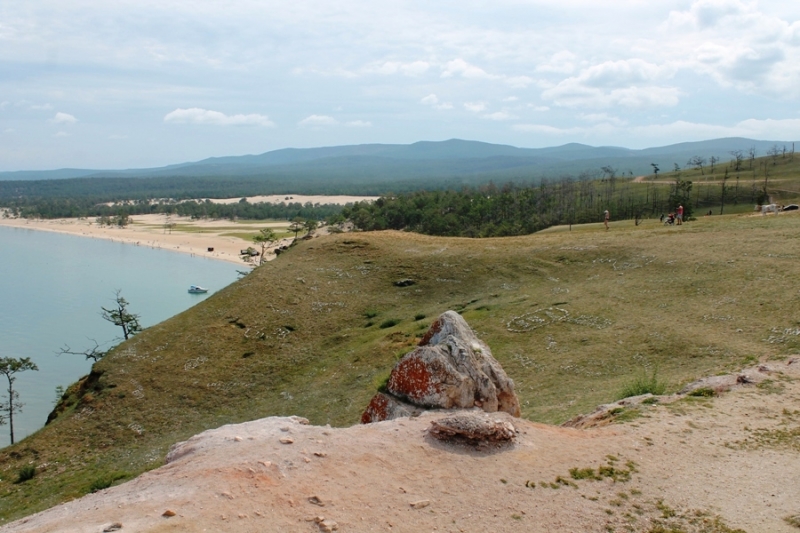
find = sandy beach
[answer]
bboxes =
[207,193,377,205]
[0,195,375,265]
[0,214,290,266]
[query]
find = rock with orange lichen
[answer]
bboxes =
[361,311,520,423]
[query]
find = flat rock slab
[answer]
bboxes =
[429,411,517,443]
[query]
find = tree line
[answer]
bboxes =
[2,197,345,222]
[341,176,697,237]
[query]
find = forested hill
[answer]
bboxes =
[2,138,795,185]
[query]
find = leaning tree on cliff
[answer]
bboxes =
[0,356,39,445]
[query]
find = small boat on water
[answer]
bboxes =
[188,285,209,294]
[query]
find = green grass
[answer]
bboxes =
[688,387,716,398]
[14,465,35,484]
[618,368,667,399]
[2,211,800,523]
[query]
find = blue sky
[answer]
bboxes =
[2,0,800,170]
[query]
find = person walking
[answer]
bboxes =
[603,209,610,230]
[676,204,684,225]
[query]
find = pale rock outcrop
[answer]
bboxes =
[361,311,520,423]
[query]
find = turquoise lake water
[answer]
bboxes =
[0,226,241,448]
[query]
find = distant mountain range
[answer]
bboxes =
[2,137,796,183]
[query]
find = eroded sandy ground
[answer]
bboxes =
[4,361,799,533]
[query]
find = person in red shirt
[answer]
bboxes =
[676,204,684,225]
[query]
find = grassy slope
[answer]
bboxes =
[2,212,800,523]
[643,151,800,212]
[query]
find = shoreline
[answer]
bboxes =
[0,214,286,266]
[0,194,373,265]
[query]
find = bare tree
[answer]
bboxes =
[57,339,110,362]
[767,145,780,166]
[720,168,730,215]
[651,163,660,178]
[709,156,719,173]
[729,150,744,171]
[747,147,757,170]
[0,356,39,445]
[600,166,617,179]
[687,156,706,175]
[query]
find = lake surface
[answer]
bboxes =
[0,226,241,448]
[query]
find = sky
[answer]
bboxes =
[1,0,800,171]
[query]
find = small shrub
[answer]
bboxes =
[688,387,716,397]
[618,368,667,399]
[555,475,577,488]
[90,478,113,493]
[364,310,378,319]
[569,467,598,480]
[414,313,426,321]
[89,472,129,493]
[784,514,800,528]
[656,500,676,519]
[614,407,643,423]
[379,319,400,329]
[15,465,36,484]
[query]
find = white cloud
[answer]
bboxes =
[513,123,579,135]
[667,0,750,30]
[4,128,15,133]
[371,60,430,76]
[164,108,275,127]
[580,113,627,126]
[298,114,338,127]
[536,51,578,75]
[420,94,453,110]
[482,111,517,121]
[634,118,800,141]
[441,58,533,88]
[345,120,372,127]
[543,77,680,109]
[54,131,69,137]
[30,103,53,111]
[442,58,496,80]
[109,134,128,139]
[291,66,359,79]
[505,75,534,89]
[420,94,439,105]
[537,58,682,108]
[528,105,550,112]
[503,96,519,102]
[664,0,800,94]
[464,102,486,113]
[52,112,77,124]
[512,117,800,147]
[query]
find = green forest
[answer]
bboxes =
[343,173,760,237]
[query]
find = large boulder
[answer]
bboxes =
[361,311,520,423]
